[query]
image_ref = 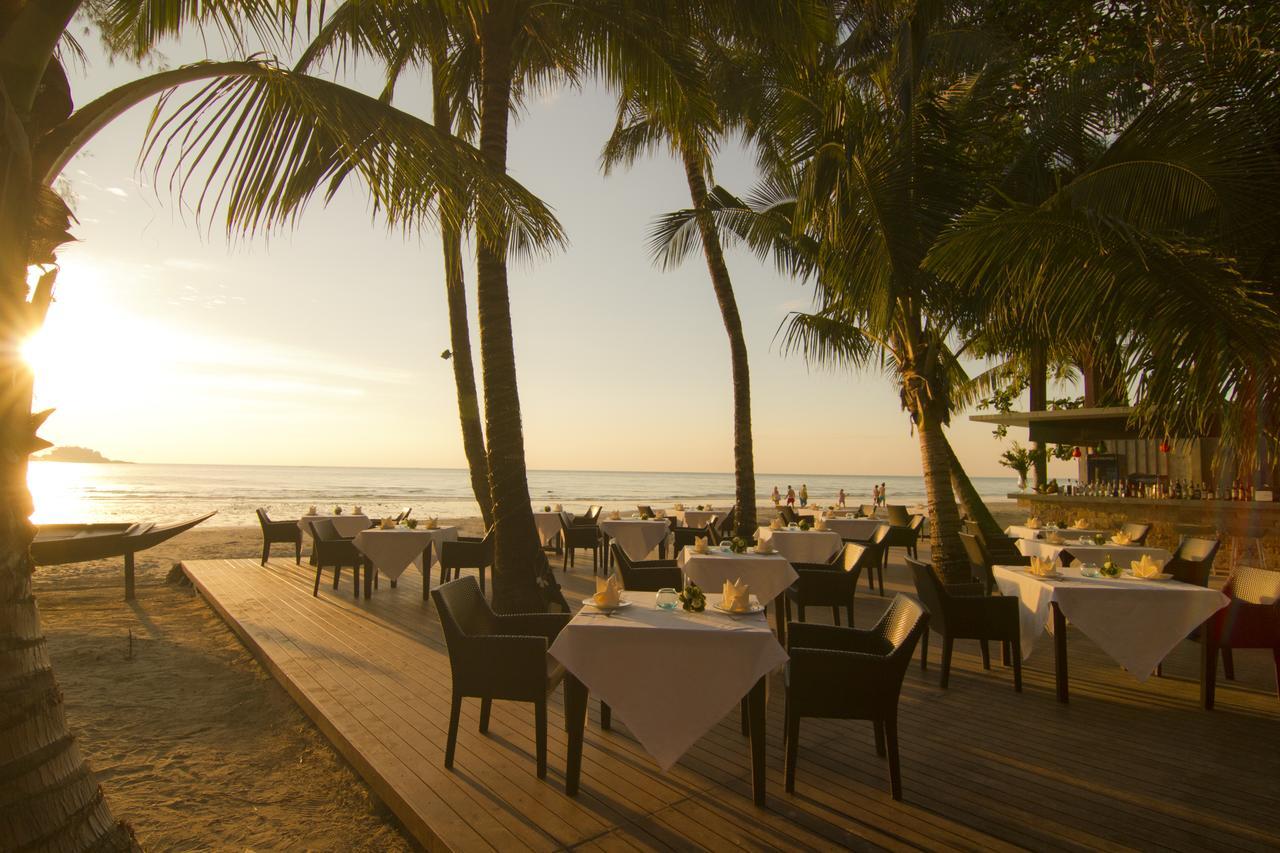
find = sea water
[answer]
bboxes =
[27,461,1018,527]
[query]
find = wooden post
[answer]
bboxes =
[1051,602,1069,703]
[1029,345,1048,489]
[123,552,135,601]
[748,677,767,807]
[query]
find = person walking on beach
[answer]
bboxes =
[872,484,882,507]
[838,488,846,508]
[771,485,781,506]
[799,484,808,508]
[879,482,887,507]
[786,485,796,507]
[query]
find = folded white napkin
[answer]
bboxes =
[353,506,363,515]
[1028,556,1057,577]
[754,539,775,554]
[1026,517,1041,529]
[693,536,709,554]
[769,516,784,530]
[379,517,396,530]
[722,578,751,612]
[425,517,439,530]
[609,510,622,520]
[814,518,829,531]
[656,509,666,518]
[593,574,623,607]
[553,503,563,512]
[1072,518,1090,530]
[1110,531,1132,545]
[1130,554,1164,578]
[306,506,317,515]
[674,503,685,511]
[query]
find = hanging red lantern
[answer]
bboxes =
[1159,439,1171,453]
[1071,446,1082,458]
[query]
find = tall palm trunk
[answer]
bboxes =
[475,10,565,613]
[432,73,493,529]
[680,147,756,538]
[912,399,970,584]
[0,94,136,851]
[943,434,1005,542]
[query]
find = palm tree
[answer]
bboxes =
[1,4,564,845]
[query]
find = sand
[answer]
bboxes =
[32,505,1023,849]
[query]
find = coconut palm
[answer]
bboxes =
[1,3,565,846]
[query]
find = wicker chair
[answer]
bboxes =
[909,557,1022,691]
[1165,536,1220,588]
[1201,566,1280,710]
[1121,522,1152,545]
[958,531,1028,595]
[610,544,681,591]
[574,505,603,526]
[885,504,910,527]
[636,505,655,519]
[432,577,571,778]
[256,508,302,565]
[672,515,718,555]
[964,520,1026,565]
[785,542,876,627]
[784,595,928,800]
[307,518,365,597]
[715,507,738,541]
[559,515,601,573]
[779,505,801,525]
[865,524,892,596]
[439,526,495,593]
[393,506,413,523]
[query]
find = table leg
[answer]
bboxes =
[422,545,433,601]
[1051,602,1069,703]
[772,592,787,648]
[363,561,373,599]
[565,674,588,796]
[747,677,767,807]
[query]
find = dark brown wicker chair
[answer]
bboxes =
[610,543,681,591]
[432,577,571,778]
[574,505,603,526]
[393,506,413,523]
[958,531,1029,595]
[439,526,495,593]
[672,515,717,554]
[908,557,1022,691]
[307,518,365,597]
[1121,521,1152,545]
[779,505,801,525]
[715,507,738,541]
[785,542,876,627]
[559,515,601,573]
[784,595,928,800]
[1201,566,1280,710]
[865,524,892,596]
[881,513,923,571]
[964,520,1026,565]
[257,508,302,565]
[1166,536,1220,588]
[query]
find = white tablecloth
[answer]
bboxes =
[993,564,1228,679]
[549,591,788,769]
[755,528,842,564]
[600,519,670,560]
[820,518,883,541]
[353,529,434,581]
[677,547,798,603]
[299,514,370,540]
[533,511,574,547]
[1017,539,1172,568]
[1006,524,1106,540]
[677,510,720,529]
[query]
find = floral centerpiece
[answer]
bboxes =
[798,519,812,531]
[332,505,343,515]
[402,518,419,529]
[678,582,706,612]
[1092,532,1107,545]
[542,505,551,512]
[728,536,750,555]
[1099,555,1121,577]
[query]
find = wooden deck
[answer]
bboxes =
[180,551,1280,852]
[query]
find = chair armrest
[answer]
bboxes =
[946,582,987,598]
[788,646,890,693]
[630,559,679,568]
[947,593,1019,629]
[453,634,550,696]
[494,613,572,644]
[787,622,883,654]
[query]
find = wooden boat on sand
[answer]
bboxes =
[33,512,216,599]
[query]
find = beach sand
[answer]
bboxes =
[33,504,1023,848]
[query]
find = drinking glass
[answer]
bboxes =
[655,588,679,611]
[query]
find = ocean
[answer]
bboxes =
[26,462,1019,527]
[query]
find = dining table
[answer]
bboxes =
[755,526,843,564]
[1016,537,1172,568]
[599,518,671,563]
[298,513,371,541]
[351,526,458,598]
[532,511,574,549]
[550,591,788,805]
[816,517,884,541]
[993,564,1228,702]
[677,509,720,529]
[678,546,797,644]
[1006,524,1107,541]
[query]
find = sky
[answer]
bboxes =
[27,18,1077,480]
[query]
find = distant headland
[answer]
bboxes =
[34,446,127,464]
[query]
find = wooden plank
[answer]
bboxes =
[180,553,1280,853]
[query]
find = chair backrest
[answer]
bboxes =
[612,544,682,591]
[959,532,996,594]
[875,594,929,662]
[705,515,720,543]
[637,505,654,518]
[907,557,949,631]
[1166,536,1219,587]
[1122,522,1151,544]
[886,504,910,527]
[431,577,496,659]
[908,515,925,533]
[395,507,413,522]
[718,507,736,537]
[1223,565,1280,606]
[779,505,800,525]
[256,507,271,527]
[871,523,892,547]
[309,518,340,542]
[586,505,603,522]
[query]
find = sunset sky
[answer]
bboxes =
[28,24,1077,480]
